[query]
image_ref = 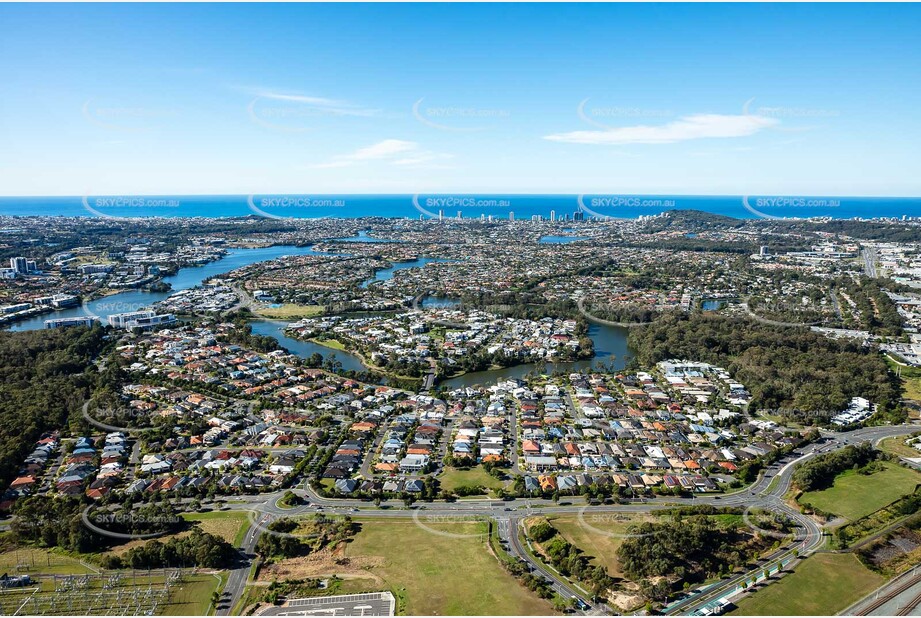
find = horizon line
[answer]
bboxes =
[2,193,921,199]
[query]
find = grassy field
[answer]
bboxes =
[161,574,222,616]
[256,303,324,319]
[439,466,506,494]
[347,519,553,615]
[0,564,218,617]
[886,357,921,403]
[880,436,921,459]
[0,546,96,575]
[182,511,249,547]
[542,513,650,578]
[309,337,347,351]
[799,461,921,521]
[729,553,884,615]
[260,518,553,615]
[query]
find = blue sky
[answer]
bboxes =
[1,3,920,196]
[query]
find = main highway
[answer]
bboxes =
[215,424,918,616]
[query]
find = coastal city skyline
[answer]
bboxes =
[2,3,921,197]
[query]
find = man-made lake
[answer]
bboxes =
[335,230,401,243]
[13,242,632,390]
[360,257,450,289]
[249,319,368,374]
[539,235,589,244]
[420,296,461,309]
[440,322,630,389]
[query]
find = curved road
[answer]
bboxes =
[215,424,918,615]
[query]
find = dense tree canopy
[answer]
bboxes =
[0,325,108,485]
[628,313,902,421]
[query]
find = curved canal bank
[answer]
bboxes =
[249,319,368,374]
[6,245,324,332]
[10,243,633,388]
[440,321,631,389]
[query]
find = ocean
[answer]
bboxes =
[0,194,919,221]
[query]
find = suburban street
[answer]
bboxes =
[212,423,919,616]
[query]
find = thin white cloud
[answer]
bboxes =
[392,152,454,167]
[249,89,381,117]
[350,139,418,160]
[545,113,779,145]
[314,139,452,169]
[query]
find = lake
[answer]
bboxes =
[249,319,368,374]
[539,235,589,244]
[11,241,632,391]
[441,322,631,389]
[360,257,451,289]
[420,296,461,309]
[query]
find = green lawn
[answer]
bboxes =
[161,574,223,616]
[182,511,250,547]
[729,553,884,615]
[0,547,95,575]
[309,337,346,351]
[257,304,324,319]
[344,519,554,615]
[439,466,506,494]
[0,564,218,616]
[880,436,921,459]
[885,357,921,405]
[798,461,921,521]
[543,513,650,578]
